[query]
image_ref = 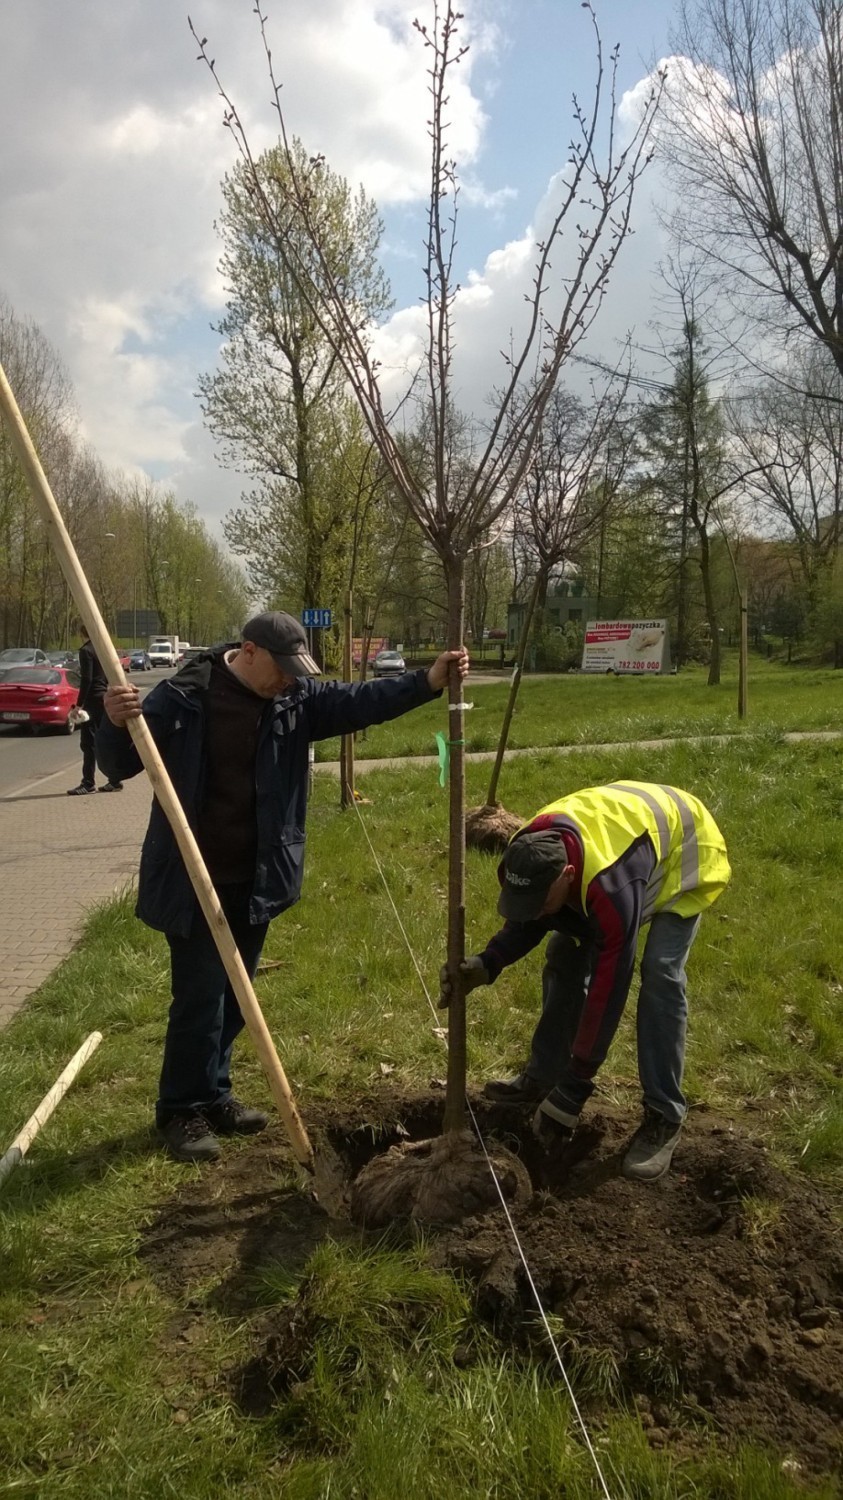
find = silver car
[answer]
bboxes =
[0,647,50,668]
[373,649,406,677]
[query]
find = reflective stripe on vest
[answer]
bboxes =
[609,782,700,916]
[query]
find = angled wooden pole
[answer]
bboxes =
[0,1032,103,1189]
[0,360,315,1176]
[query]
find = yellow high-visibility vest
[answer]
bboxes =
[528,782,731,920]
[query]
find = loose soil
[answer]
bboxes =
[139,1091,843,1479]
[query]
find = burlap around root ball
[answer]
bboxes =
[350,1130,533,1228]
[464,802,523,854]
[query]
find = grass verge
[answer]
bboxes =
[1,736,841,1496]
[313,655,843,761]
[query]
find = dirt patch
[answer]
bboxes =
[139,1091,843,1476]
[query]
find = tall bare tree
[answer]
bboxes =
[663,0,843,378]
[729,349,843,612]
[193,1,663,1136]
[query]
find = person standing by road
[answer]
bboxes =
[443,781,730,1182]
[98,610,469,1163]
[66,625,123,796]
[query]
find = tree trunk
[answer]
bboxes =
[485,571,543,807]
[738,590,748,718]
[699,528,721,686]
[443,559,467,1136]
[677,434,690,669]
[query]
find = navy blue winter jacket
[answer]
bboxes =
[95,645,440,937]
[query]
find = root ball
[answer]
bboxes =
[351,1130,532,1228]
[465,803,523,854]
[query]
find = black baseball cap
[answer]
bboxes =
[497,831,571,922]
[242,611,321,677]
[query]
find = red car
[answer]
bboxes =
[0,665,81,734]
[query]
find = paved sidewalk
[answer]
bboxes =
[2,726,839,1030]
[0,769,153,1029]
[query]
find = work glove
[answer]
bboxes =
[532,1088,581,1148]
[438,955,490,1009]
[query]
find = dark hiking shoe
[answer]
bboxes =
[204,1097,268,1135]
[159,1112,221,1163]
[622,1108,683,1183]
[483,1072,548,1105]
[98,781,124,792]
[67,783,96,796]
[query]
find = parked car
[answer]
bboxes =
[117,649,133,670]
[373,649,406,677]
[178,646,208,664]
[47,649,78,668]
[128,649,153,672]
[0,647,50,668]
[0,664,80,734]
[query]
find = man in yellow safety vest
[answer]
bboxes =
[448,782,731,1182]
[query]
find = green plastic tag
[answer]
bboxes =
[435,730,448,787]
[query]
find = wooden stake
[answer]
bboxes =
[341,589,354,808]
[0,360,315,1176]
[738,590,748,720]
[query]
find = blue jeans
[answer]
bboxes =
[527,912,701,1126]
[157,883,268,1125]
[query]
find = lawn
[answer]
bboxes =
[313,654,843,761]
[1,721,842,1496]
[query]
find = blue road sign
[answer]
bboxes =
[302,608,332,629]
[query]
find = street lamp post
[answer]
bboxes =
[103,533,116,639]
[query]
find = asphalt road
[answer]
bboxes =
[0,668,167,799]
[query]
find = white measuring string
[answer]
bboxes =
[349,793,616,1500]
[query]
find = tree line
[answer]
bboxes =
[0,297,250,651]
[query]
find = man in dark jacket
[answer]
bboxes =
[98,610,468,1162]
[66,626,123,796]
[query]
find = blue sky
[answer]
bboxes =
[0,0,680,535]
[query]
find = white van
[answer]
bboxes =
[148,639,177,668]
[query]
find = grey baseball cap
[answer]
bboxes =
[242,611,321,677]
[497,831,570,922]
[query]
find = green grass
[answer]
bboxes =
[1,720,843,1495]
[314,653,843,761]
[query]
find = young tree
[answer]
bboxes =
[477,377,633,827]
[193,2,663,1155]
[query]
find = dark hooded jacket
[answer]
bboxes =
[95,644,440,937]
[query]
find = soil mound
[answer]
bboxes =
[139,1091,843,1476]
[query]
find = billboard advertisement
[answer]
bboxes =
[352,636,387,666]
[581,619,671,675]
